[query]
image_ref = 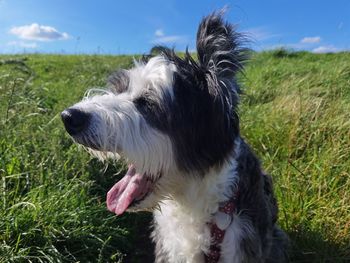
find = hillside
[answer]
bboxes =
[0,51,349,262]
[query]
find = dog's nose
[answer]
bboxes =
[61,108,91,135]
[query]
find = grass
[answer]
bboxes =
[0,51,349,262]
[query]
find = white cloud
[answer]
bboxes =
[301,36,321,44]
[152,29,187,44]
[155,29,164,37]
[7,41,38,48]
[10,23,70,41]
[312,45,339,53]
[245,27,280,41]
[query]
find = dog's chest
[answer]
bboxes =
[153,200,246,263]
[152,150,243,262]
[153,200,210,263]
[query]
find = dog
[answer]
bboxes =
[61,12,289,263]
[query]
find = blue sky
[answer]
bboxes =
[1,0,349,54]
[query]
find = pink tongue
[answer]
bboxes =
[106,165,151,215]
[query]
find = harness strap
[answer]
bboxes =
[205,192,239,263]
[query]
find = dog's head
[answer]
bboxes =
[61,12,247,215]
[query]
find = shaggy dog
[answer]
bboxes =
[61,12,289,263]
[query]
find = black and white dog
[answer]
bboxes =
[61,12,289,263]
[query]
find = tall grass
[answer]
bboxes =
[241,50,350,262]
[0,51,349,262]
[0,55,151,263]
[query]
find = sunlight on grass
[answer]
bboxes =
[1,51,350,262]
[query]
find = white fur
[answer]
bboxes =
[153,139,243,263]
[129,56,176,100]
[70,56,176,177]
[67,56,250,262]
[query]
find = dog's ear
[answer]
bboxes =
[196,11,248,79]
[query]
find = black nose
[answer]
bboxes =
[61,108,91,135]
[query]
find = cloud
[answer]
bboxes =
[152,29,187,44]
[7,41,38,48]
[155,29,164,37]
[10,23,70,41]
[245,27,280,41]
[269,36,321,51]
[301,36,321,44]
[312,45,340,53]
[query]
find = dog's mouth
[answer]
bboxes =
[106,164,157,215]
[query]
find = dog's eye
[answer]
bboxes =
[134,95,169,131]
[134,96,152,111]
[134,94,161,117]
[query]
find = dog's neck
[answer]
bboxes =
[168,137,241,209]
[154,138,241,263]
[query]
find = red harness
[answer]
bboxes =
[205,192,239,263]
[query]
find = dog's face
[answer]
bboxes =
[61,13,247,215]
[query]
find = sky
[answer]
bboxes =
[0,0,349,54]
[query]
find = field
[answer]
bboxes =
[0,51,349,262]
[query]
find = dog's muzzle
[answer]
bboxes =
[61,108,91,135]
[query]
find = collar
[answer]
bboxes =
[205,191,239,263]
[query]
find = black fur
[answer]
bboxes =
[142,13,289,262]
[236,140,289,261]
[62,11,289,262]
[135,13,249,174]
[196,11,248,78]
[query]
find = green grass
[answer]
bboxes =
[0,51,349,262]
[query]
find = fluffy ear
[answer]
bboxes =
[196,11,248,79]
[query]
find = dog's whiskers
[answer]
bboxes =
[61,10,289,263]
